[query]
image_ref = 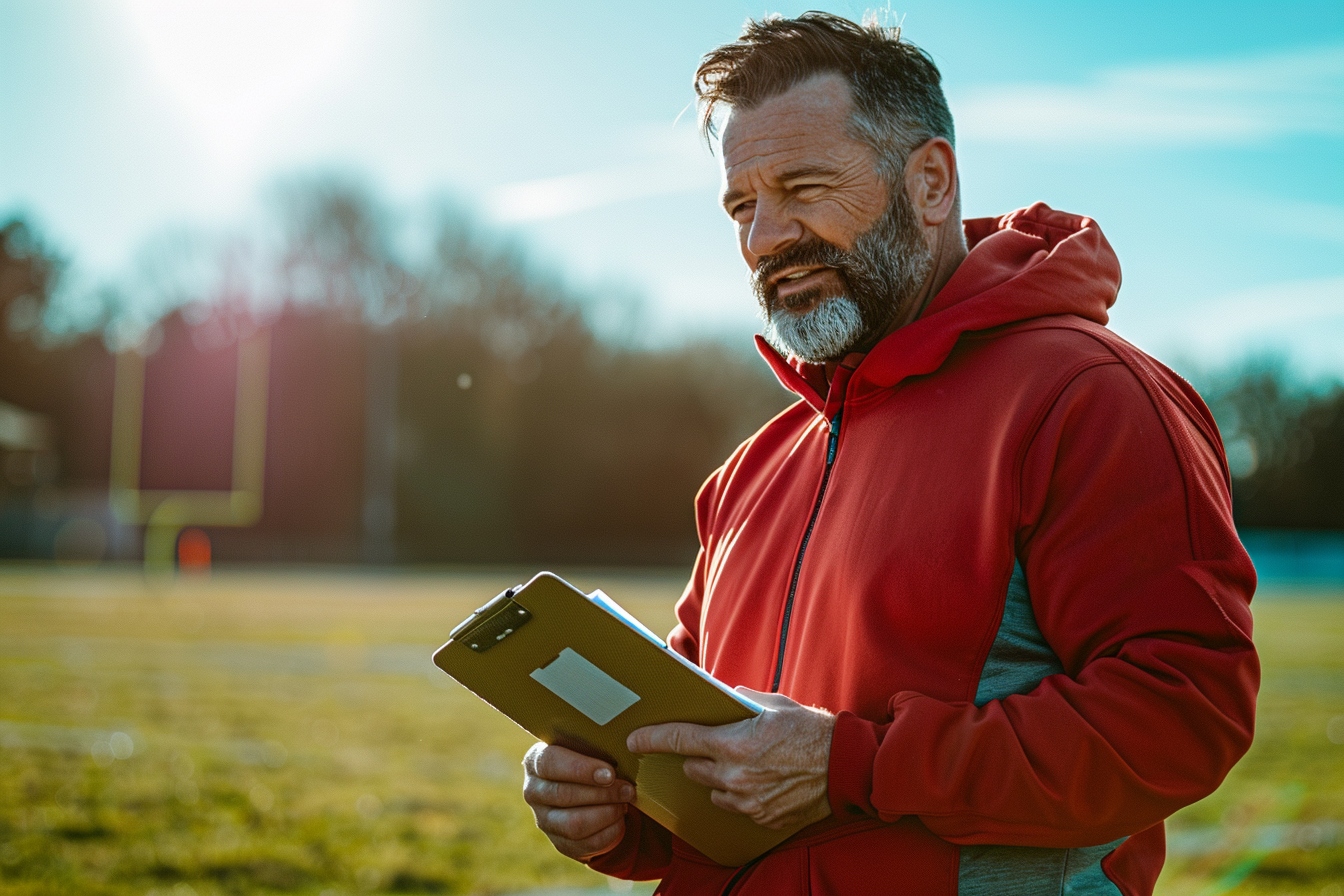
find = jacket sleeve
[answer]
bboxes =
[585,471,721,877]
[827,360,1259,847]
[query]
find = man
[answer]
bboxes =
[523,12,1258,895]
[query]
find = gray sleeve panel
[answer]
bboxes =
[958,561,1124,896]
[973,560,1064,707]
[1061,840,1127,896]
[958,839,1125,896]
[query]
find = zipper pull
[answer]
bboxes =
[825,409,843,465]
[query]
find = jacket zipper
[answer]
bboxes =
[770,408,842,693]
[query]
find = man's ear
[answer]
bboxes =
[904,137,958,227]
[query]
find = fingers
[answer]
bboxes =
[539,808,628,860]
[522,742,634,861]
[708,788,795,829]
[680,755,738,790]
[537,802,628,839]
[628,721,730,757]
[627,704,835,834]
[523,742,618,786]
[524,774,634,809]
[684,758,782,827]
[523,743,633,810]
[709,786,767,825]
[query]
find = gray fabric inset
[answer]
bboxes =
[957,561,1123,896]
[972,560,1063,707]
[958,845,1065,896]
[1062,839,1126,895]
[957,839,1125,896]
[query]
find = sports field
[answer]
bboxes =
[0,569,1340,895]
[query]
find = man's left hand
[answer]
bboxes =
[626,688,835,830]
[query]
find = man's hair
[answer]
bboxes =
[694,11,954,185]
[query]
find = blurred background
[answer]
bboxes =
[0,2,1341,895]
[2,0,1342,569]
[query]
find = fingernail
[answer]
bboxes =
[619,784,634,801]
[594,767,613,784]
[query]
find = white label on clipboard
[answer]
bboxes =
[530,648,641,725]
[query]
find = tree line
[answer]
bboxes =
[0,181,789,564]
[1,180,1340,564]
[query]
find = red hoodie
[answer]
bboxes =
[587,204,1259,896]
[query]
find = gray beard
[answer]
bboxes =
[754,189,933,364]
[762,294,866,365]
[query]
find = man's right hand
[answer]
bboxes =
[522,742,635,860]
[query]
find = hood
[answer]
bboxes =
[758,202,1122,412]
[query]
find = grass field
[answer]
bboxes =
[0,568,1340,895]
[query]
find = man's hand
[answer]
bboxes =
[627,688,835,830]
[522,743,635,860]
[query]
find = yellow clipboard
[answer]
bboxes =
[431,571,805,867]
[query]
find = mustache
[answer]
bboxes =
[751,239,851,308]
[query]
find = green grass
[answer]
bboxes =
[0,569,1340,895]
[1156,591,1344,896]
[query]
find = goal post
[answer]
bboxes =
[109,328,271,572]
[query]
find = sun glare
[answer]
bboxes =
[119,0,360,169]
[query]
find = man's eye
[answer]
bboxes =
[731,201,755,220]
[792,184,825,199]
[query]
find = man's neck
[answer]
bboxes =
[866,218,970,349]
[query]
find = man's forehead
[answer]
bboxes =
[720,74,858,172]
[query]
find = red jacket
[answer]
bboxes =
[588,204,1259,895]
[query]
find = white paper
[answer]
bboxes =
[662,646,765,714]
[589,589,667,647]
[530,648,641,725]
[589,589,763,715]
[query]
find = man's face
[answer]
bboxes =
[720,74,933,363]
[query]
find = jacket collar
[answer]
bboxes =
[758,203,1121,412]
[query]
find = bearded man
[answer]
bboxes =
[522,12,1258,895]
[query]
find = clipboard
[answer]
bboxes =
[431,571,806,867]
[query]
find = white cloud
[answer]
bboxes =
[1147,276,1344,377]
[487,162,706,223]
[486,123,718,223]
[955,44,1344,146]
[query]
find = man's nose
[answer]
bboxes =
[745,200,801,260]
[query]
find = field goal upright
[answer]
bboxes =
[109,329,271,572]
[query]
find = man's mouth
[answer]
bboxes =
[772,265,827,284]
[771,266,837,301]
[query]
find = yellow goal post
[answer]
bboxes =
[109,329,271,572]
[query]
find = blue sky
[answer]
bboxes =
[1,0,1341,376]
